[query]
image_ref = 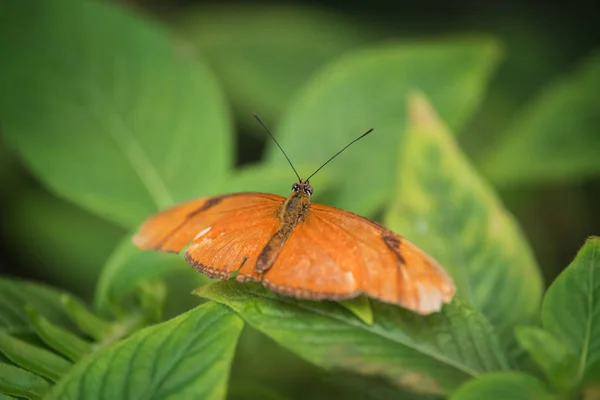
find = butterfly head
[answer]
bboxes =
[292,180,313,197]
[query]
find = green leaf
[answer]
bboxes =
[338,296,374,325]
[0,361,51,400]
[173,5,372,126]
[482,52,600,186]
[267,36,501,217]
[26,307,91,362]
[137,280,168,323]
[2,188,123,299]
[515,326,578,391]
[61,295,112,341]
[450,372,555,400]
[385,94,543,344]
[0,0,232,229]
[94,233,194,315]
[0,278,74,334]
[197,280,509,395]
[65,283,148,349]
[0,333,72,382]
[541,237,600,385]
[228,324,334,400]
[46,302,243,400]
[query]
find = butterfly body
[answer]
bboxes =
[257,180,312,273]
[133,179,455,315]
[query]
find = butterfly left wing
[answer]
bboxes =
[133,193,283,278]
[240,202,455,315]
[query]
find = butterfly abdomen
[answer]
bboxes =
[256,190,311,273]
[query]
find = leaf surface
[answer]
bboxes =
[46,302,243,400]
[386,94,543,343]
[450,372,555,400]
[0,0,231,228]
[198,280,508,395]
[542,237,600,385]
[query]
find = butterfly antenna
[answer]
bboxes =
[253,114,301,182]
[305,128,374,181]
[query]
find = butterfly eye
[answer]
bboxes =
[291,184,300,192]
[304,185,313,196]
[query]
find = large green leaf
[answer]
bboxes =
[481,52,600,186]
[46,302,243,400]
[0,0,232,229]
[198,280,509,396]
[541,237,600,385]
[266,36,501,216]
[173,5,372,126]
[515,326,578,391]
[0,278,75,334]
[450,372,555,400]
[385,94,543,343]
[1,188,123,300]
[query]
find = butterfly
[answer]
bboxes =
[133,116,455,315]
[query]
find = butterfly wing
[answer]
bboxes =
[134,192,455,314]
[244,202,455,315]
[133,193,284,278]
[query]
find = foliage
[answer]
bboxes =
[0,0,598,399]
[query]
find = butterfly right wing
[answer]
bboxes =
[133,193,283,279]
[251,202,455,314]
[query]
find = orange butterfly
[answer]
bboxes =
[133,116,455,315]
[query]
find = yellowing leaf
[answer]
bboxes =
[385,93,543,344]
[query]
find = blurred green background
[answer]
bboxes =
[0,0,597,300]
[0,1,598,399]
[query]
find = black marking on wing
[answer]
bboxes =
[188,195,227,217]
[382,233,406,265]
[151,194,236,251]
[150,193,283,252]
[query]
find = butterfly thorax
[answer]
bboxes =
[278,190,311,227]
[255,182,312,273]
